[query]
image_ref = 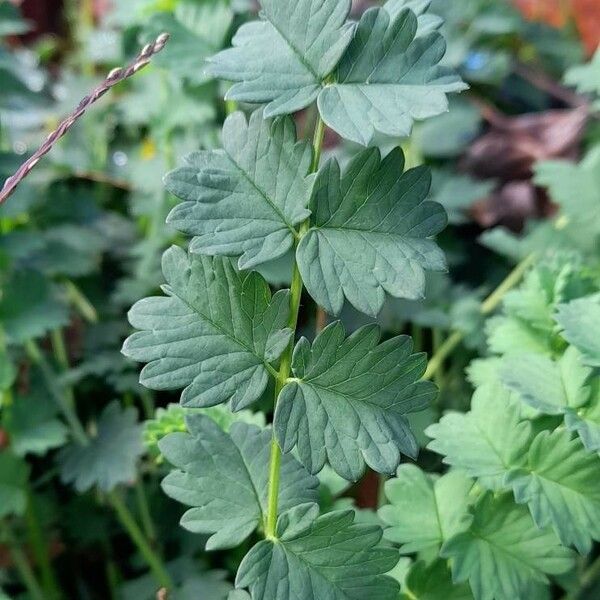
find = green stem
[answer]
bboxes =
[431,327,445,389]
[134,479,157,544]
[4,526,46,600]
[264,114,326,539]
[64,280,98,323]
[423,253,536,381]
[25,491,62,599]
[25,340,88,445]
[107,490,173,590]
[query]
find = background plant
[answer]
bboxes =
[0,0,599,598]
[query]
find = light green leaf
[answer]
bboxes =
[122,246,291,410]
[0,451,29,518]
[165,110,314,269]
[534,148,600,250]
[401,559,473,600]
[297,148,446,317]
[556,295,600,367]
[426,384,531,489]
[209,0,354,116]
[379,465,473,554]
[0,270,69,344]
[500,346,591,415]
[385,0,443,36]
[58,402,144,492]
[318,6,467,145]
[236,503,400,600]
[506,429,600,554]
[159,415,318,550]
[441,493,575,600]
[564,49,600,107]
[275,322,435,481]
[564,383,600,452]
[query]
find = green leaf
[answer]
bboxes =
[318,6,467,145]
[159,415,318,550]
[564,383,600,452]
[0,451,29,518]
[208,0,354,116]
[441,493,575,600]
[144,0,233,84]
[500,346,591,415]
[379,465,473,554]
[165,110,314,269]
[275,322,435,481]
[296,148,446,317]
[5,384,68,457]
[556,295,600,367]
[0,270,69,344]
[236,503,400,600]
[385,0,444,36]
[506,429,600,554]
[122,246,291,410]
[426,384,532,490]
[534,148,600,250]
[58,402,144,492]
[401,559,473,600]
[564,49,600,107]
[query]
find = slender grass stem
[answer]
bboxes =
[25,491,62,599]
[134,478,157,544]
[107,490,173,590]
[25,340,88,445]
[264,114,326,539]
[4,526,46,600]
[64,280,98,323]
[423,253,536,381]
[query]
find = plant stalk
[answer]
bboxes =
[4,526,46,600]
[264,114,326,539]
[25,340,88,445]
[25,491,62,599]
[423,253,536,381]
[107,490,173,590]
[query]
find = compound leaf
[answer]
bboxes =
[318,6,467,145]
[159,415,318,550]
[500,346,591,415]
[122,246,291,410]
[426,384,532,490]
[209,0,354,117]
[165,110,314,270]
[236,503,400,600]
[556,295,600,367]
[441,493,575,600]
[58,402,144,492]
[296,148,446,317]
[506,429,600,554]
[275,322,435,481]
[379,465,473,554]
[0,451,29,518]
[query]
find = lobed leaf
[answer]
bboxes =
[506,429,600,554]
[401,559,473,600]
[159,415,318,550]
[441,493,575,600]
[58,402,144,493]
[122,246,292,410]
[236,503,400,600]
[556,295,600,367]
[318,6,467,145]
[275,322,436,481]
[379,465,473,554]
[0,451,29,518]
[165,110,314,270]
[208,0,354,116]
[426,384,532,489]
[297,147,446,317]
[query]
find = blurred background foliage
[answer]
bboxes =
[0,0,599,598]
